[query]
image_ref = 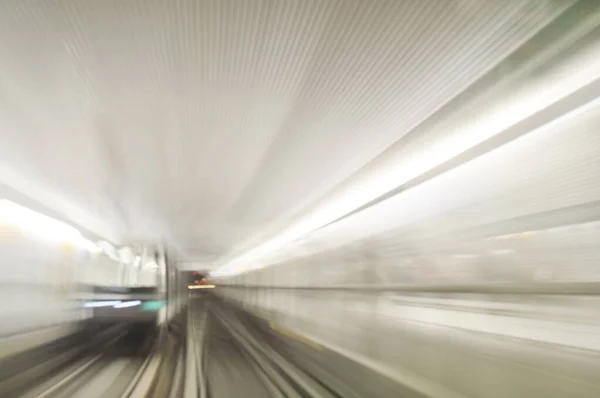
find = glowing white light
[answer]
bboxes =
[113,300,142,308]
[0,199,101,253]
[83,301,120,308]
[188,285,215,289]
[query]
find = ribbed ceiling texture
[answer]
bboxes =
[0,0,574,267]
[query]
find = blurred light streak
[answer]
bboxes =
[0,199,101,253]
[83,301,120,308]
[113,300,142,308]
[188,285,215,289]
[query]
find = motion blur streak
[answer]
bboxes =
[1,0,600,398]
[188,285,216,290]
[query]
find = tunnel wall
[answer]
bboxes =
[218,97,600,397]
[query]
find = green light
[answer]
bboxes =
[141,301,166,311]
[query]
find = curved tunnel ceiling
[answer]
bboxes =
[0,0,578,268]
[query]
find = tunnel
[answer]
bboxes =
[1,0,600,397]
